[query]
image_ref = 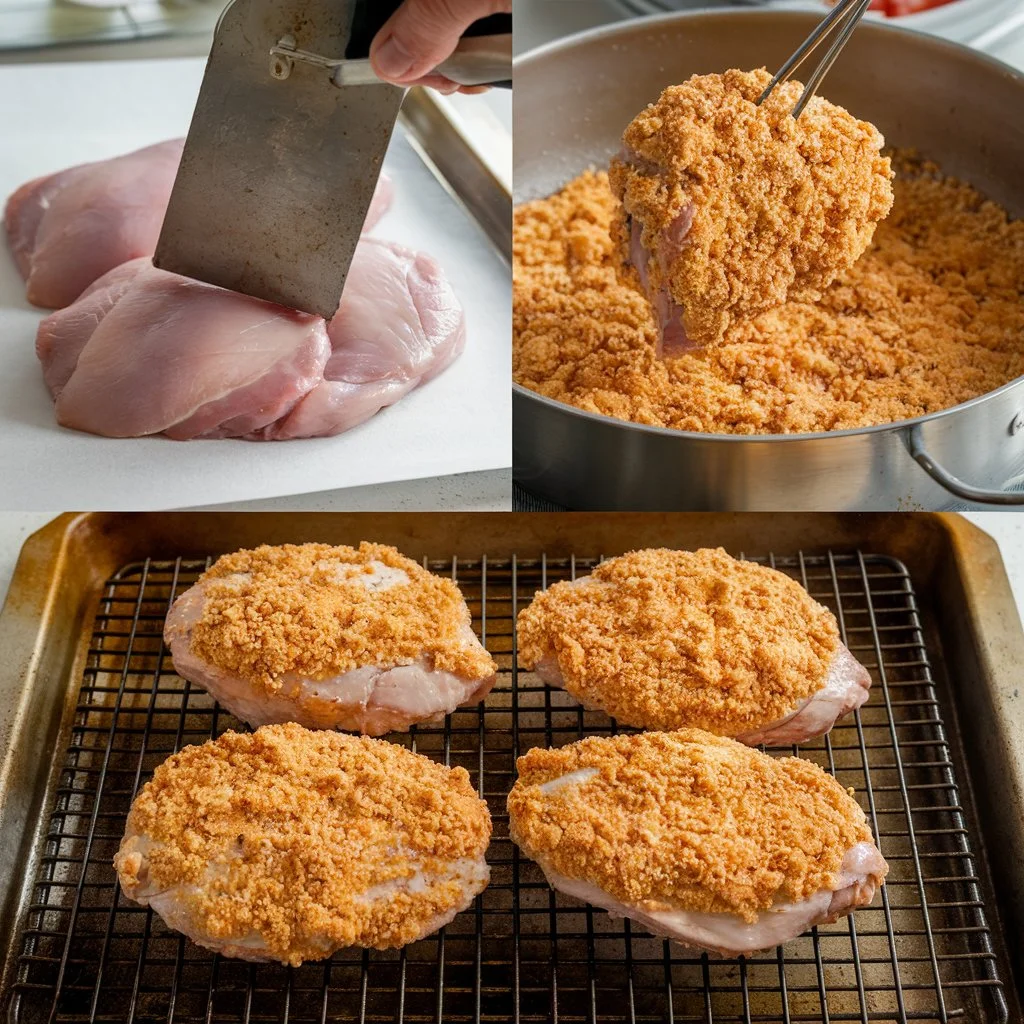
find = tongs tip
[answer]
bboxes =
[759,0,872,117]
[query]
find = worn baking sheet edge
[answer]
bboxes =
[400,89,511,265]
[0,512,1022,1007]
[929,514,1024,991]
[0,514,106,1001]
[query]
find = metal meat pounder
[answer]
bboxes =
[154,0,510,319]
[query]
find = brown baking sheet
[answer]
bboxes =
[0,512,1021,1023]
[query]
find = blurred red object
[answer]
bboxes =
[830,0,955,12]
[884,0,956,11]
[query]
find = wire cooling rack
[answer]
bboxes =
[8,549,1011,1023]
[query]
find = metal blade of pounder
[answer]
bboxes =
[154,0,404,319]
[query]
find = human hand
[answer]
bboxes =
[370,0,512,95]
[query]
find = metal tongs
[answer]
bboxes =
[757,0,872,117]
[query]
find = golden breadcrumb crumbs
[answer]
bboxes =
[114,725,492,965]
[609,69,893,346]
[507,729,877,919]
[188,543,495,689]
[513,158,1024,434]
[516,548,839,733]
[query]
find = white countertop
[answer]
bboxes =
[0,58,512,513]
[1,512,1023,621]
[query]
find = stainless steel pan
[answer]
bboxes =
[512,12,1024,510]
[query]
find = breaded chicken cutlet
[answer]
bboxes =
[517,547,870,744]
[164,542,496,735]
[507,729,888,955]
[609,68,893,350]
[114,724,492,965]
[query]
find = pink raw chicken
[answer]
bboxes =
[37,258,332,440]
[164,564,497,735]
[5,139,394,310]
[36,238,465,440]
[250,238,466,440]
[531,836,887,956]
[531,574,872,747]
[534,644,870,747]
[5,140,183,310]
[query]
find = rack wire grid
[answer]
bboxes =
[8,547,1010,1024]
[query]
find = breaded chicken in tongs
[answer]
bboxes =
[164,542,496,735]
[507,730,887,956]
[115,724,492,965]
[517,547,870,746]
[608,69,893,352]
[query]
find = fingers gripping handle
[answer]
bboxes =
[272,7,511,89]
[355,2,511,86]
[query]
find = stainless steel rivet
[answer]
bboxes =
[270,54,293,79]
[270,34,296,80]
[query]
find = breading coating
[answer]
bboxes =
[114,725,492,965]
[507,729,875,920]
[609,69,893,345]
[513,158,1024,434]
[516,548,840,734]
[188,542,495,689]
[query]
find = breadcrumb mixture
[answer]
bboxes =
[609,68,893,345]
[516,547,839,734]
[114,725,492,965]
[507,729,874,919]
[189,543,495,688]
[513,161,1024,434]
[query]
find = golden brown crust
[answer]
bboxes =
[114,724,492,964]
[507,729,873,919]
[188,543,495,688]
[608,69,893,345]
[516,547,839,733]
[512,158,1024,434]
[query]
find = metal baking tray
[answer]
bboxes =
[1,512,1022,1023]
[400,90,511,264]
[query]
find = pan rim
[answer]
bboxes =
[512,7,1024,76]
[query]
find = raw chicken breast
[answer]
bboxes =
[507,730,888,956]
[164,542,497,734]
[5,140,183,309]
[733,644,871,747]
[115,724,492,965]
[38,258,331,439]
[248,239,466,440]
[518,547,871,744]
[622,205,694,354]
[35,235,462,441]
[608,69,893,349]
[5,137,395,310]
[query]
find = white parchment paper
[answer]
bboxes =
[0,58,511,509]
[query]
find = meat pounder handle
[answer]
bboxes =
[349,2,511,87]
[436,24,512,88]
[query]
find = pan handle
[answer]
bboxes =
[909,424,1024,505]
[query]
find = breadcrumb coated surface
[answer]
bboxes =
[188,543,495,689]
[513,159,1024,434]
[609,69,893,345]
[507,729,873,919]
[516,548,840,733]
[114,725,492,965]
